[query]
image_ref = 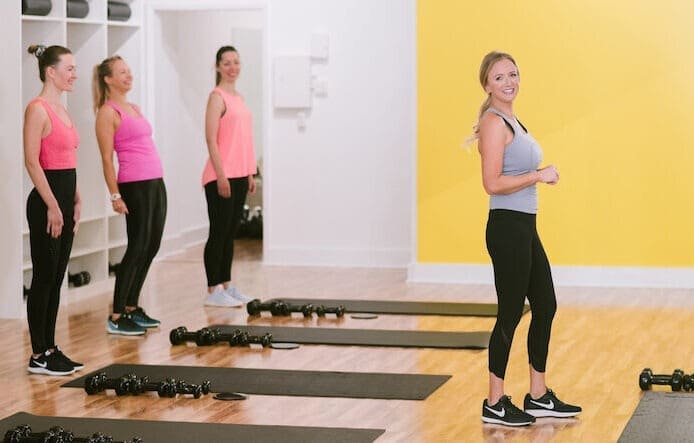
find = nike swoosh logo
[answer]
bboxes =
[530,399,554,409]
[34,361,47,368]
[484,405,506,417]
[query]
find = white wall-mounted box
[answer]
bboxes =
[273,55,311,108]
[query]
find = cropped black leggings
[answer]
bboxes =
[113,178,167,313]
[26,169,76,355]
[204,177,249,287]
[486,209,557,379]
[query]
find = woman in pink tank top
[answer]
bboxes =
[94,56,167,336]
[202,46,257,307]
[23,44,83,376]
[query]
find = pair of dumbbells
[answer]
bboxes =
[84,372,211,398]
[247,299,345,318]
[169,326,273,347]
[4,424,142,443]
[639,368,694,391]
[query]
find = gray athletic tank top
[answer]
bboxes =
[487,108,542,214]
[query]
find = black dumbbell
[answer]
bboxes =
[639,368,685,391]
[314,305,346,317]
[84,372,135,396]
[128,376,177,398]
[68,271,91,287]
[247,299,281,316]
[4,426,66,443]
[108,262,120,275]
[23,286,30,299]
[169,326,217,346]
[174,380,208,399]
[244,332,273,347]
[683,374,694,392]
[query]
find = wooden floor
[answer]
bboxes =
[2,240,693,442]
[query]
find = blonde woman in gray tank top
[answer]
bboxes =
[475,52,582,427]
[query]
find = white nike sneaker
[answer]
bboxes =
[205,286,243,307]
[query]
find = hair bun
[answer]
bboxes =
[28,44,46,58]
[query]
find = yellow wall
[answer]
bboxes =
[418,1,694,267]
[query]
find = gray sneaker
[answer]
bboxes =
[106,313,146,336]
[205,287,243,307]
[224,286,253,303]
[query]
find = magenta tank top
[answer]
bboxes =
[31,98,79,170]
[107,101,163,183]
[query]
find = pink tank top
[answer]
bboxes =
[31,98,79,170]
[106,101,163,183]
[201,88,257,185]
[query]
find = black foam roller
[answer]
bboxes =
[108,1,132,21]
[22,0,52,16]
[67,0,89,19]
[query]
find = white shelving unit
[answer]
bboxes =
[1,0,145,318]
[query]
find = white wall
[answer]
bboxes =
[148,0,416,267]
[264,0,415,267]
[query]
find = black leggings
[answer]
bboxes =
[113,178,167,313]
[26,169,76,355]
[203,177,249,287]
[486,209,557,379]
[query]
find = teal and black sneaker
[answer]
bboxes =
[106,313,146,336]
[129,307,161,328]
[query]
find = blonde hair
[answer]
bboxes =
[468,51,518,143]
[92,55,122,114]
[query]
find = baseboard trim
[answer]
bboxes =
[408,263,694,289]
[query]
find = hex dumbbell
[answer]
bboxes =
[639,368,685,391]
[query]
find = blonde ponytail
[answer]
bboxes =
[92,55,122,114]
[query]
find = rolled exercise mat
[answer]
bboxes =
[618,391,694,443]
[0,412,384,443]
[22,0,52,16]
[63,363,451,400]
[267,298,530,317]
[209,325,491,349]
[107,1,131,21]
[66,0,89,18]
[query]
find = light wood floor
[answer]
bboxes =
[2,240,693,442]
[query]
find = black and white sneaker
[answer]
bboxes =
[129,307,160,328]
[524,388,582,418]
[53,345,84,371]
[106,313,146,336]
[482,395,536,426]
[27,351,75,376]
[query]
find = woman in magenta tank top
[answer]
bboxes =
[202,46,257,307]
[23,44,83,376]
[94,56,166,336]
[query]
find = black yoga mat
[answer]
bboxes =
[267,298,530,317]
[63,363,450,400]
[108,1,131,21]
[0,412,383,443]
[66,0,89,18]
[22,0,52,16]
[210,325,490,349]
[618,391,694,442]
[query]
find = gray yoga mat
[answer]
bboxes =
[618,391,694,442]
[63,363,449,400]
[267,298,530,317]
[22,0,52,16]
[0,412,384,443]
[210,325,490,349]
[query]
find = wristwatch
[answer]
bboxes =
[110,193,122,201]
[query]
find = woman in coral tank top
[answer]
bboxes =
[201,46,257,307]
[23,44,83,376]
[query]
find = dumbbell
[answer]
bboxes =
[169,326,217,346]
[275,301,314,318]
[23,286,30,299]
[314,305,346,317]
[108,262,121,275]
[174,379,212,399]
[247,299,289,316]
[683,374,694,392]
[68,271,91,287]
[206,328,273,347]
[639,368,685,391]
[84,372,136,396]
[4,425,65,443]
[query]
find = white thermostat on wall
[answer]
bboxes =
[273,56,312,108]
